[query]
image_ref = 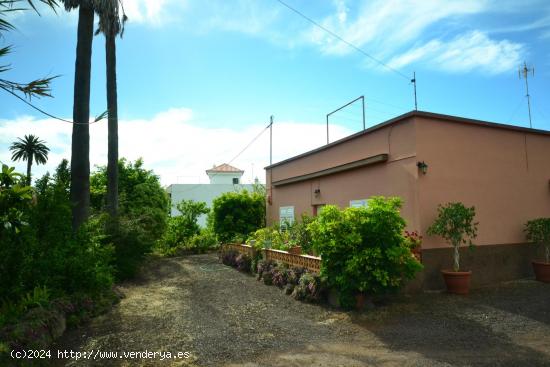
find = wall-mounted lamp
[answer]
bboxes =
[314,188,321,197]
[417,161,428,175]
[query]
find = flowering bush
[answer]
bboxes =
[221,249,239,267]
[256,259,276,280]
[291,272,325,302]
[272,268,289,288]
[235,254,252,273]
[287,267,306,285]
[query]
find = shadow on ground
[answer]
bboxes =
[50,254,550,367]
[352,282,550,366]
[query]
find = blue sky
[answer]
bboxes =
[1,0,549,184]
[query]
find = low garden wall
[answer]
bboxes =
[223,243,256,257]
[221,244,321,272]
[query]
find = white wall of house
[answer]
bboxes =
[208,172,243,184]
[167,184,259,227]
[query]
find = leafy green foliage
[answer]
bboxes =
[308,197,423,309]
[91,158,169,279]
[0,161,114,303]
[524,218,550,263]
[427,202,478,272]
[187,229,219,253]
[245,214,314,253]
[158,228,219,256]
[286,213,315,254]
[246,227,290,251]
[0,164,32,234]
[211,190,265,243]
[162,200,209,248]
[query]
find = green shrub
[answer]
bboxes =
[162,200,209,248]
[245,214,316,254]
[246,227,290,251]
[188,229,219,253]
[308,197,423,309]
[288,214,315,254]
[91,159,169,279]
[211,190,265,243]
[1,162,114,301]
[0,164,32,235]
[157,228,219,256]
[524,218,550,263]
[427,202,478,272]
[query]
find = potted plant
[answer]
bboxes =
[524,218,550,283]
[427,202,478,294]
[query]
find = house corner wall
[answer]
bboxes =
[415,116,550,289]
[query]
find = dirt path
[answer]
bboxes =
[53,254,550,366]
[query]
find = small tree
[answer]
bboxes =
[427,202,478,272]
[524,218,550,264]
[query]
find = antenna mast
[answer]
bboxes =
[519,62,534,128]
[411,72,418,111]
[269,115,273,165]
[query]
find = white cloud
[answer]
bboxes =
[0,108,353,186]
[388,31,524,74]
[122,0,188,26]
[304,0,488,57]
[295,0,529,74]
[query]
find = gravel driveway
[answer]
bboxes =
[53,253,550,366]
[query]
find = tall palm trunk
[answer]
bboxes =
[106,31,118,217]
[70,3,94,231]
[26,155,33,186]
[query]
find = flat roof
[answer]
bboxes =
[265,110,550,169]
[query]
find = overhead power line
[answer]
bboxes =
[227,122,271,165]
[274,0,410,81]
[274,0,418,110]
[173,120,271,193]
[1,85,106,125]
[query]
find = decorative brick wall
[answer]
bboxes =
[221,243,321,273]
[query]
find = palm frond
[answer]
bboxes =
[0,75,58,99]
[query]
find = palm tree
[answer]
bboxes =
[61,0,95,230]
[96,0,126,217]
[9,134,50,186]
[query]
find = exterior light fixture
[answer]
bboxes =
[417,161,428,175]
[314,188,321,197]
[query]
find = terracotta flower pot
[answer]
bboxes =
[441,270,472,295]
[532,261,550,283]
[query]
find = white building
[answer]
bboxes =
[166,164,260,227]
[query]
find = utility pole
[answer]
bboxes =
[269,115,273,165]
[519,62,534,128]
[411,72,418,111]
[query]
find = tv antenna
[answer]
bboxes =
[519,62,534,128]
